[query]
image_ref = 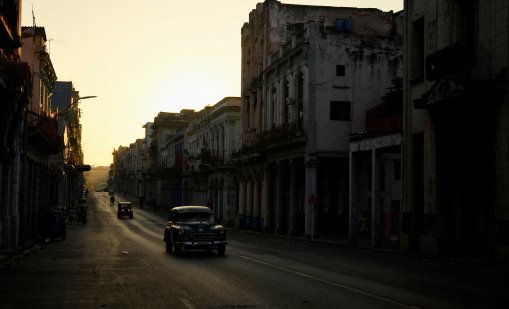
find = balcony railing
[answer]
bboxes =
[256,120,304,148]
[232,120,305,162]
[26,111,62,155]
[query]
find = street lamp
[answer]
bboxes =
[57,95,97,116]
[77,96,97,101]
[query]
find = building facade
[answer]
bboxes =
[236,0,403,238]
[183,97,241,226]
[21,25,60,232]
[111,98,242,227]
[0,1,32,248]
[403,0,509,260]
[1,10,86,249]
[52,81,89,212]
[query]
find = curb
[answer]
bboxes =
[0,240,44,273]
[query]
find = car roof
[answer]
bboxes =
[171,206,212,213]
[118,202,131,205]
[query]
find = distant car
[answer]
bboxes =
[38,206,66,241]
[163,206,227,256]
[117,202,133,219]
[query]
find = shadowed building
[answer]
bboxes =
[236,0,403,239]
[403,0,509,261]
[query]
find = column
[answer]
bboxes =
[349,150,358,244]
[238,180,246,228]
[220,124,225,161]
[253,179,261,230]
[262,164,273,232]
[218,179,224,222]
[11,150,21,246]
[275,162,285,234]
[305,159,318,237]
[372,148,382,247]
[246,179,253,228]
[288,73,295,122]
[225,121,232,161]
[288,160,299,235]
[215,126,220,158]
[1,162,11,247]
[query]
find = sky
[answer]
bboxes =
[21,0,403,166]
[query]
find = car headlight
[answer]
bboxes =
[212,225,225,234]
[177,226,192,235]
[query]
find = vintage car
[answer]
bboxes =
[163,206,227,256]
[38,206,66,241]
[117,202,133,219]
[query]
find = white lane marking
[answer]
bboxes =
[180,298,196,309]
[239,255,420,309]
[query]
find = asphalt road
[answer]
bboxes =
[1,192,508,308]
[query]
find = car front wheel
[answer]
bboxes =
[165,240,172,253]
[217,244,225,256]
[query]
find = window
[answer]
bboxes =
[330,101,351,121]
[283,81,289,124]
[411,17,425,82]
[271,88,277,127]
[336,65,345,76]
[297,72,304,119]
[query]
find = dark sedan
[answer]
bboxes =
[163,206,227,256]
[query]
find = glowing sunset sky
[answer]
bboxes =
[22,0,403,166]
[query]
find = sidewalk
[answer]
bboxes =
[0,240,43,273]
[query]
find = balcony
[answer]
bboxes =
[232,121,305,162]
[256,120,304,149]
[185,149,227,172]
[26,111,62,156]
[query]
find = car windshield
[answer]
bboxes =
[175,211,213,223]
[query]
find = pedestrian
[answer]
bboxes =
[139,195,144,209]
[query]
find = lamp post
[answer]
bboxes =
[58,95,97,115]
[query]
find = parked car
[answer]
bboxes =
[38,206,66,241]
[163,206,227,256]
[117,202,133,219]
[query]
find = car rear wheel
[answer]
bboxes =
[165,241,172,253]
[169,234,181,255]
[173,244,182,255]
[217,244,225,256]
